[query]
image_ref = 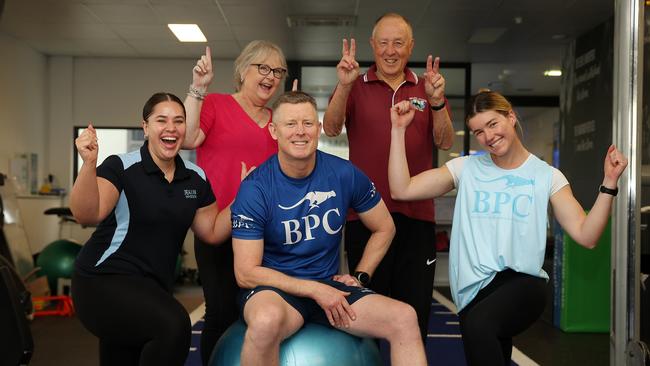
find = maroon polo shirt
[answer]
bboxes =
[342,65,440,223]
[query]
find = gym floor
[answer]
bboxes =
[27,283,608,366]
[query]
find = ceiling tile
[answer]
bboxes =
[0,18,119,40]
[124,39,197,57]
[26,39,91,56]
[152,4,226,25]
[219,4,287,26]
[111,24,176,40]
[76,38,140,56]
[148,0,213,4]
[3,0,98,24]
[231,23,289,42]
[84,3,160,24]
[287,0,357,14]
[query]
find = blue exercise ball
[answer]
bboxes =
[210,320,382,366]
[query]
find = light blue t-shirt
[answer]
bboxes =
[231,151,380,280]
[447,153,553,311]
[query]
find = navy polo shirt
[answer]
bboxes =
[75,141,215,291]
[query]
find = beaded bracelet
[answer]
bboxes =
[187,85,207,100]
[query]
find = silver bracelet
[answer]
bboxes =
[188,85,207,100]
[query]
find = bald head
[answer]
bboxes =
[371,13,413,40]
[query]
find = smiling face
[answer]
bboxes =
[467,110,518,156]
[142,100,186,165]
[370,16,414,80]
[240,51,285,104]
[269,102,321,165]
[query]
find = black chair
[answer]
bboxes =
[0,173,33,365]
[0,260,33,366]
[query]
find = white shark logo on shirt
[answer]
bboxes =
[236,214,254,222]
[232,214,255,229]
[278,190,337,211]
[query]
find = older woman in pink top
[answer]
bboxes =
[183,41,288,365]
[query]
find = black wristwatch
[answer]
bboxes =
[430,101,446,111]
[354,271,371,287]
[599,185,618,196]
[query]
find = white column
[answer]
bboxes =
[611,0,644,364]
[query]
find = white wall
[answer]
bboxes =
[0,32,47,183]
[49,56,235,190]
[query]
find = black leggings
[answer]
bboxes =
[345,213,436,341]
[72,273,191,366]
[458,269,546,366]
[194,236,238,365]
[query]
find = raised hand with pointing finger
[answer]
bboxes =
[191,46,214,95]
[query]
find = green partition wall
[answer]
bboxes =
[557,219,611,332]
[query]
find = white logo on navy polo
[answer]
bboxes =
[232,214,255,229]
[278,190,336,211]
[184,189,197,199]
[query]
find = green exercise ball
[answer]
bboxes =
[36,239,82,295]
[210,320,382,366]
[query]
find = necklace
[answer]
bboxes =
[233,93,268,127]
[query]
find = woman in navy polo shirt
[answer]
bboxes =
[70,92,230,366]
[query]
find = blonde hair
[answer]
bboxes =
[466,89,523,137]
[233,40,287,91]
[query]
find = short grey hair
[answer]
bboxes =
[371,12,413,40]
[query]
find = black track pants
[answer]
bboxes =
[194,236,238,365]
[72,273,191,366]
[345,213,436,341]
[458,269,547,366]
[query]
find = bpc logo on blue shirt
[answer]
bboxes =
[277,190,342,245]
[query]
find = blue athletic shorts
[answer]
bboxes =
[238,279,376,326]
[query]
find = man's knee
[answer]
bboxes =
[367,298,419,336]
[245,306,287,346]
[392,302,419,330]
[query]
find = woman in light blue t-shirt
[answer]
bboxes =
[387,90,627,366]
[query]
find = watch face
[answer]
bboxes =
[355,272,370,286]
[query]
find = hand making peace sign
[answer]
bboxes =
[336,38,360,87]
[424,55,445,106]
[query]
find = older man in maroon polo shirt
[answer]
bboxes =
[323,12,454,341]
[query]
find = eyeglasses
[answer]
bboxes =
[251,63,287,79]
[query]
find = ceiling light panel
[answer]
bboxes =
[168,24,207,42]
